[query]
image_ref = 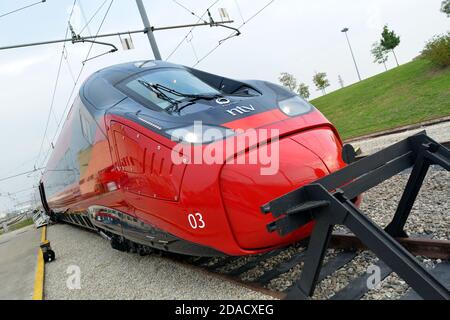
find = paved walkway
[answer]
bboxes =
[352,120,450,156]
[0,225,40,300]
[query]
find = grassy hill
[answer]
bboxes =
[311,59,450,140]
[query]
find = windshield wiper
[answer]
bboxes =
[138,80,222,114]
[138,80,179,113]
[151,83,221,101]
[152,83,224,114]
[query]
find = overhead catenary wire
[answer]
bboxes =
[0,0,46,19]
[38,0,115,169]
[0,3,233,53]
[187,33,200,63]
[64,51,78,85]
[0,154,40,178]
[3,0,245,208]
[0,187,37,197]
[192,0,275,67]
[34,0,78,171]
[236,0,275,28]
[13,187,37,194]
[78,0,109,35]
[48,0,115,149]
[0,0,56,203]
[166,0,220,61]
[234,0,245,24]
[32,0,110,106]
[172,0,208,23]
[0,168,45,184]
[79,1,93,36]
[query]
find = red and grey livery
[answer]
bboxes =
[39,60,351,256]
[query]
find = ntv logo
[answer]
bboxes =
[226,104,255,116]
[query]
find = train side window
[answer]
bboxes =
[80,111,94,145]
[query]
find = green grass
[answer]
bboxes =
[311,59,450,140]
[0,218,34,235]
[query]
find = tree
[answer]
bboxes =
[380,25,401,67]
[297,83,310,100]
[442,0,450,17]
[313,72,330,95]
[278,72,297,92]
[421,33,450,68]
[371,42,389,71]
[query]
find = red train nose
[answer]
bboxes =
[220,127,345,250]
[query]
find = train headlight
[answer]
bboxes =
[278,96,313,117]
[166,122,235,144]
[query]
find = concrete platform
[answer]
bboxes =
[0,225,40,300]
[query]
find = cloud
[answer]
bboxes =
[0,51,54,76]
[366,1,384,30]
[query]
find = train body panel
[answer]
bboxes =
[41,60,349,256]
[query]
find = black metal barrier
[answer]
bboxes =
[261,132,450,300]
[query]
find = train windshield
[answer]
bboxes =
[124,68,221,111]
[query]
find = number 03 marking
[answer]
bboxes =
[188,213,205,229]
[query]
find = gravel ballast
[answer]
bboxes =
[361,168,449,241]
[352,120,450,156]
[220,166,448,299]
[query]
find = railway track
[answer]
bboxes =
[168,234,450,300]
[355,141,450,160]
[51,135,450,300]
[172,137,450,300]
[59,219,448,300]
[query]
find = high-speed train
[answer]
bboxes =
[38,60,351,256]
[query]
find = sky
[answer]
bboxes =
[0,0,448,215]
